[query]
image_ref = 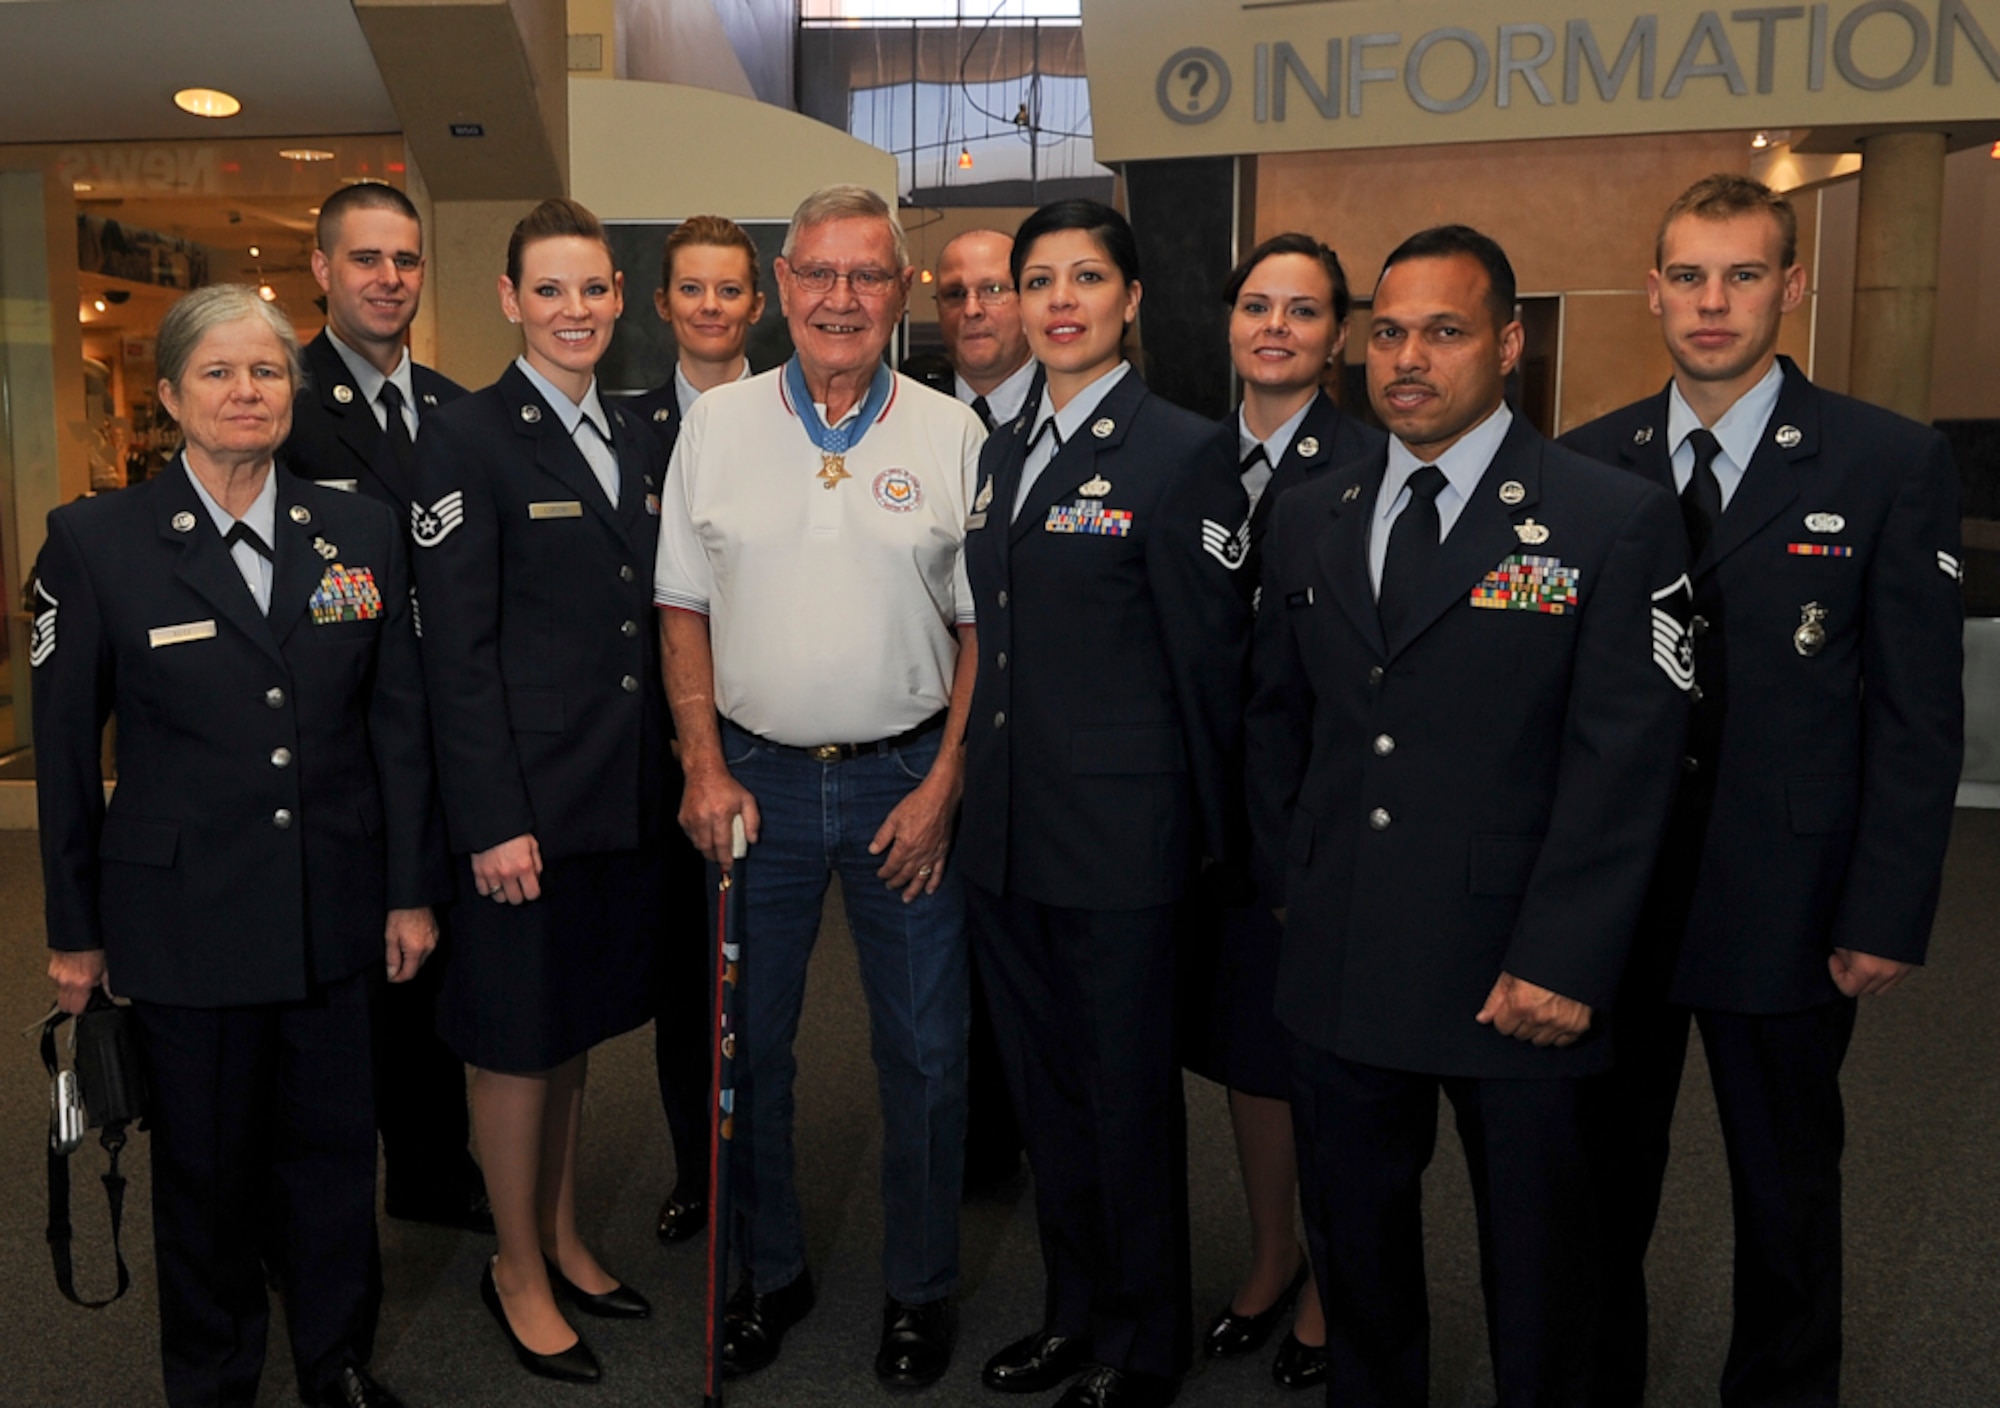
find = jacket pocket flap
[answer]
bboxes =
[99,815,180,868]
[1068,724,1186,775]
[1469,834,1544,896]
[507,687,565,734]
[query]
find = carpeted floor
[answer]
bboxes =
[3,816,1996,1407]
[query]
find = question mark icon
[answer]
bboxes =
[1179,59,1210,113]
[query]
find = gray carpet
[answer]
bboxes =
[4,816,1997,1407]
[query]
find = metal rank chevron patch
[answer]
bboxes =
[1650,573,1695,691]
[411,491,465,548]
[1939,550,1963,582]
[29,578,57,667]
[1202,516,1251,571]
[1046,501,1134,537]
[310,564,384,625]
[1470,553,1580,614]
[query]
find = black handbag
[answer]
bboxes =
[39,992,149,1308]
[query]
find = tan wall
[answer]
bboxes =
[1933,143,2000,422]
[1254,131,1817,432]
[428,200,542,393]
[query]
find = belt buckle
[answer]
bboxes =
[809,743,844,763]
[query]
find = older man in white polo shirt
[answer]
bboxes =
[655,185,984,1392]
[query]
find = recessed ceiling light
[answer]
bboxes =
[248,245,261,258]
[1750,131,1771,150]
[93,298,107,313]
[72,181,93,193]
[174,87,242,119]
[279,148,336,162]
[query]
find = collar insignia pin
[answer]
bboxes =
[653,408,672,422]
[1091,417,1115,439]
[332,384,354,405]
[1296,436,1320,458]
[520,404,541,424]
[973,479,994,512]
[1342,484,1361,504]
[1775,424,1802,448]
[171,510,196,532]
[422,392,438,406]
[290,505,312,525]
[1634,426,1653,445]
[1499,480,1526,506]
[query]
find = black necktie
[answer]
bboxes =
[224,521,273,560]
[1379,464,1448,642]
[1027,417,1062,456]
[971,395,996,432]
[379,381,417,485]
[1682,427,1723,560]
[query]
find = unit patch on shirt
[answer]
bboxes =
[1046,501,1134,537]
[1470,554,1581,614]
[873,468,923,513]
[311,564,384,624]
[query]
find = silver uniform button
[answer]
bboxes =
[1683,755,1700,774]
[1368,807,1391,831]
[620,620,639,638]
[996,652,1008,670]
[1689,684,1704,703]
[265,687,286,709]
[270,747,292,768]
[619,565,636,582]
[1691,614,1710,636]
[994,711,1006,728]
[621,674,639,693]
[1367,666,1385,685]
[1373,734,1395,757]
[273,809,294,829]
[997,590,1009,608]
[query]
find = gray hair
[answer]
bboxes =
[781,185,908,269]
[155,284,304,394]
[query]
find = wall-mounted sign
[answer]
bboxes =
[1083,0,2000,160]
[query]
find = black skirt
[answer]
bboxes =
[440,846,665,1073]
[1180,892,1292,1100]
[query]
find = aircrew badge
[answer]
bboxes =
[873,468,923,513]
[1804,513,1845,533]
[1471,554,1580,614]
[310,563,384,625]
[973,478,994,513]
[1079,475,1112,498]
[1514,518,1551,546]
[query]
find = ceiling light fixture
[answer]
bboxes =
[957,147,973,170]
[1750,131,1771,149]
[174,87,242,119]
[248,245,261,258]
[93,298,107,313]
[258,284,278,303]
[72,181,93,193]
[278,148,336,162]
[1991,140,2000,158]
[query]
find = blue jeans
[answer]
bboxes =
[718,718,968,1303]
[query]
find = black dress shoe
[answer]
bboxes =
[1201,1261,1307,1359]
[980,1328,1091,1394]
[1053,1366,1179,1408]
[1270,1331,1327,1390]
[479,1261,602,1383]
[545,1255,651,1319]
[385,1183,496,1235]
[312,1365,406,1408]
[876,1296,956,1389]
[656,1187,708,1244]
[721,1269,816,1378]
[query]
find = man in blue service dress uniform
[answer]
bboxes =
[281,181,486,1233]
[1561,174,1964,1408]
[1247,226,1692,1408]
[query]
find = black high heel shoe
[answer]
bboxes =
[544,1255,651,1319]
[480,1261,602,1383]
[1201,1260,1308,1360]
[1271,1330,1327,1390]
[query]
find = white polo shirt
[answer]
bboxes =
[654,367,985,746]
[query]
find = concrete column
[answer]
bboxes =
[1850,130,1946,423]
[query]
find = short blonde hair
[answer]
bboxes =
[1657,173,1798,269]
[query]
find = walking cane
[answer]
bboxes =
[703,814,748,1408]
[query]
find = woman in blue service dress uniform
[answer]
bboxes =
[958,199,1251,1408]
[1183,232,1386,1392]
[412,198,671,1384]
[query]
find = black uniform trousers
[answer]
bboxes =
[1594,993,1857,1408]
[135,971,379,1408]
[966,882,1192,1379]
[1287,1034,1601,1408]
[370,946,478,1208]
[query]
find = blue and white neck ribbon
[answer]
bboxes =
[785,357,893,489]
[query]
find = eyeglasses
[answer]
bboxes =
[935,281,1016,310]
[787,265,900,296]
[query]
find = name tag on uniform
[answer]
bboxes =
[529,500,584,520]
[321,479,359,494]
[149,619,217,649]
[966,511,988,530]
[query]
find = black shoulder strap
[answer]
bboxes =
[40,1012,133,1308]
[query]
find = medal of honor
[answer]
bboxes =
[1794,601,1828,657]
[817,453,850,490]
[786,357,892,494]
